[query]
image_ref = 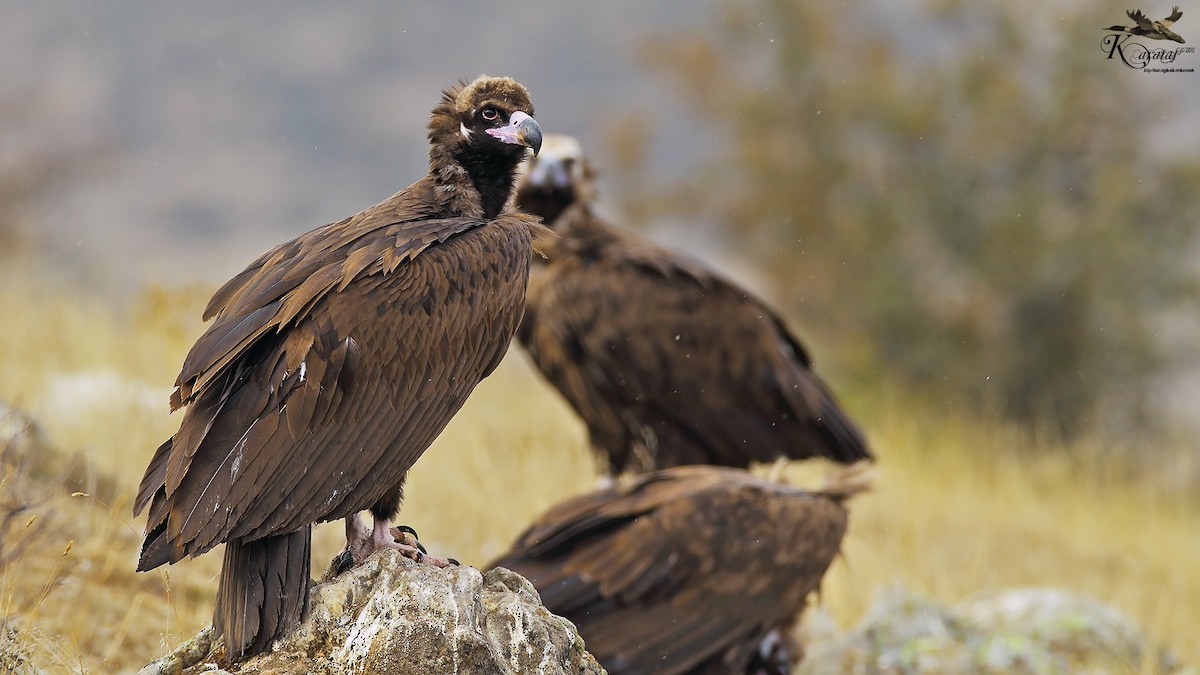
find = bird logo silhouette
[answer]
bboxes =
[1105,6,1186,43]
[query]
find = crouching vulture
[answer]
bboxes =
[515,135,872,476]
[132,75,543,660]
[491,463,870,675]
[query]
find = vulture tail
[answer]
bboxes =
[213,528,311,660]
[817,461,874,503]
[814,392,874,464]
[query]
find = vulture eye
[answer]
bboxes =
[480,107,499,121]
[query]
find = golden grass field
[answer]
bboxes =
[0,279,1197,673]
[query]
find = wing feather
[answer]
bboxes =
[1129,9,1155,30]
[140,176,536,564]
[493,466,854,675]
[521,206,871,472]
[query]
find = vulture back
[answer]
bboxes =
[515,138,873,476]
[492,464,870,675]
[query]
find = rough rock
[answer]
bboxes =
[138,549,605,675]
[799,586,1187,674]
[0,621,42,675]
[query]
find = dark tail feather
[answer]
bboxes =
[134,437,173,516]
[816,393,874,463]
[213,528,312,660]
[776,355,874,465]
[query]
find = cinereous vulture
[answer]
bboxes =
[491,463,870,675]
[133,75,543,660]
[515,135,872,476]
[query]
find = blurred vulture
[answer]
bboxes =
[132,76,543,660]
[515,135,872,476]
[492,464,870,675]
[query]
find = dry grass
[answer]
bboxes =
[791,406,1200,673]
[0,279,1196,673]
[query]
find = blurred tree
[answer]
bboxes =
[621,0,1200,437]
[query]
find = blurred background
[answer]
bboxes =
[1,1,1198,672]
[5,0,1200,439]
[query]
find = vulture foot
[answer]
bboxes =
[390,526,458,567]
[390,524,427,554]
[334,514,458,574]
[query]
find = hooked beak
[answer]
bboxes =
[485,111,543,156]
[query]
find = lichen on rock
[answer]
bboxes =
[0,621,41,675]
[799,586,1186,674]
[138,550,605,675]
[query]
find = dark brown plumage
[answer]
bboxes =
[491,464,869,675]
[515,135,872,476]
[133,75,543,660]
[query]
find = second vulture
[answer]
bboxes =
[515,135,873,477]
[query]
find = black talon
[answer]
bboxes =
[393,525,428,553]
[332,550,355,575]
[447,558,461,566]
[414,550,424,564]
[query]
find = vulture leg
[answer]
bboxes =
[337,513,456,570]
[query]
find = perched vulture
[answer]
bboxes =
[133,75,543,660]
[515,135,872,476]
[491,464,870,675]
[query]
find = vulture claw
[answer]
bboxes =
[331,550,356,576]
[393,524,420,540]
[390,525,428,554]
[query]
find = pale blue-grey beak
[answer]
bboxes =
[485,111,543,156]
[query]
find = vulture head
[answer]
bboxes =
[515,133,596,226]
[428,75,543,218]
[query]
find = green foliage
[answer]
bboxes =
[625,0,1200,436]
